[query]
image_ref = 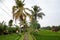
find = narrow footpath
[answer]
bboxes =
[23,32,29,40]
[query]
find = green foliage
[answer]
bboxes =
[37,23,40,29]
[32,5,41,12]
[15,0,24,7]
[0,21,20,34]
[8,20,13,27]
[8,27,15,33]
[15,25,19,30]
[0,26,4,34]
[0,22,8,34]
[0,33,20,40]
[32,5,45,20]
[30,20,40,30]
[30,5,44,30]
[8,25,20,33]
[3,24,8,30]
[30,21,37,29]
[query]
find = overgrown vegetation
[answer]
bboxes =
[0,21,20,35]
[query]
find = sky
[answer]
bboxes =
[0,0,60,27]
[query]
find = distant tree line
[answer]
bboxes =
[41,25,60,32]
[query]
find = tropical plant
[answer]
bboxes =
[37,23,40,30]
[8,20,13,27]
[32,5,45,21]
[29,5,45,30]
[12,0,31,33]
[0,21,8,35]
[0,22,4,34]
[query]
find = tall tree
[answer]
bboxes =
[32,5,45,21]
[29,5,45,30]
[12,0,31,33]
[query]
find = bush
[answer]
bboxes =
[0,22,20,35]
[8,27,17,33]
[0,23,8,35]
[30,21,40,30]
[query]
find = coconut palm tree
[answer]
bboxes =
[26,5,45,22]
[12,0,31,24]
[12,0,31,33]
[32,5,45,21]
[28,5,45,30]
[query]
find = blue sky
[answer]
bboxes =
[0,0,60,27]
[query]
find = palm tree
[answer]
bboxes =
[32,5,45,21]
[29,5,45,30]
[12,0,31,33]
[26,5,45,22]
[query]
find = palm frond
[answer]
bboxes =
[37,12,45,19]
[25,8,32,12]
[32,5,42,12]
[24,10,32,21]
[12,6,18,13]
[24,10,30,16]
[12,6,18,19]
[15,0,24,7]
[22,13,26,20]
[40,12,45,16]
[14,13,19,20]
[23,0,25,3]
[13,11,22,20]
[25,8,35,15]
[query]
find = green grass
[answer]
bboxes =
[19,33,24,40]
[0,33,20,40]
[33,30,60,40]
[28,33,33,40]
[1,30,60,40]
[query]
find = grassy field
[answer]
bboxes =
[33,30,60,40]
[0,33,20,40]
[0,30,60,40]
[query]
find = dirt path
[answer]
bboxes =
[23,32,28,40]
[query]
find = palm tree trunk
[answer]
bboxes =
[35,14,37,20]
[20,24,21,34]
[34,12,37,30]
[19,19,22,34]
[35,12,37,21]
